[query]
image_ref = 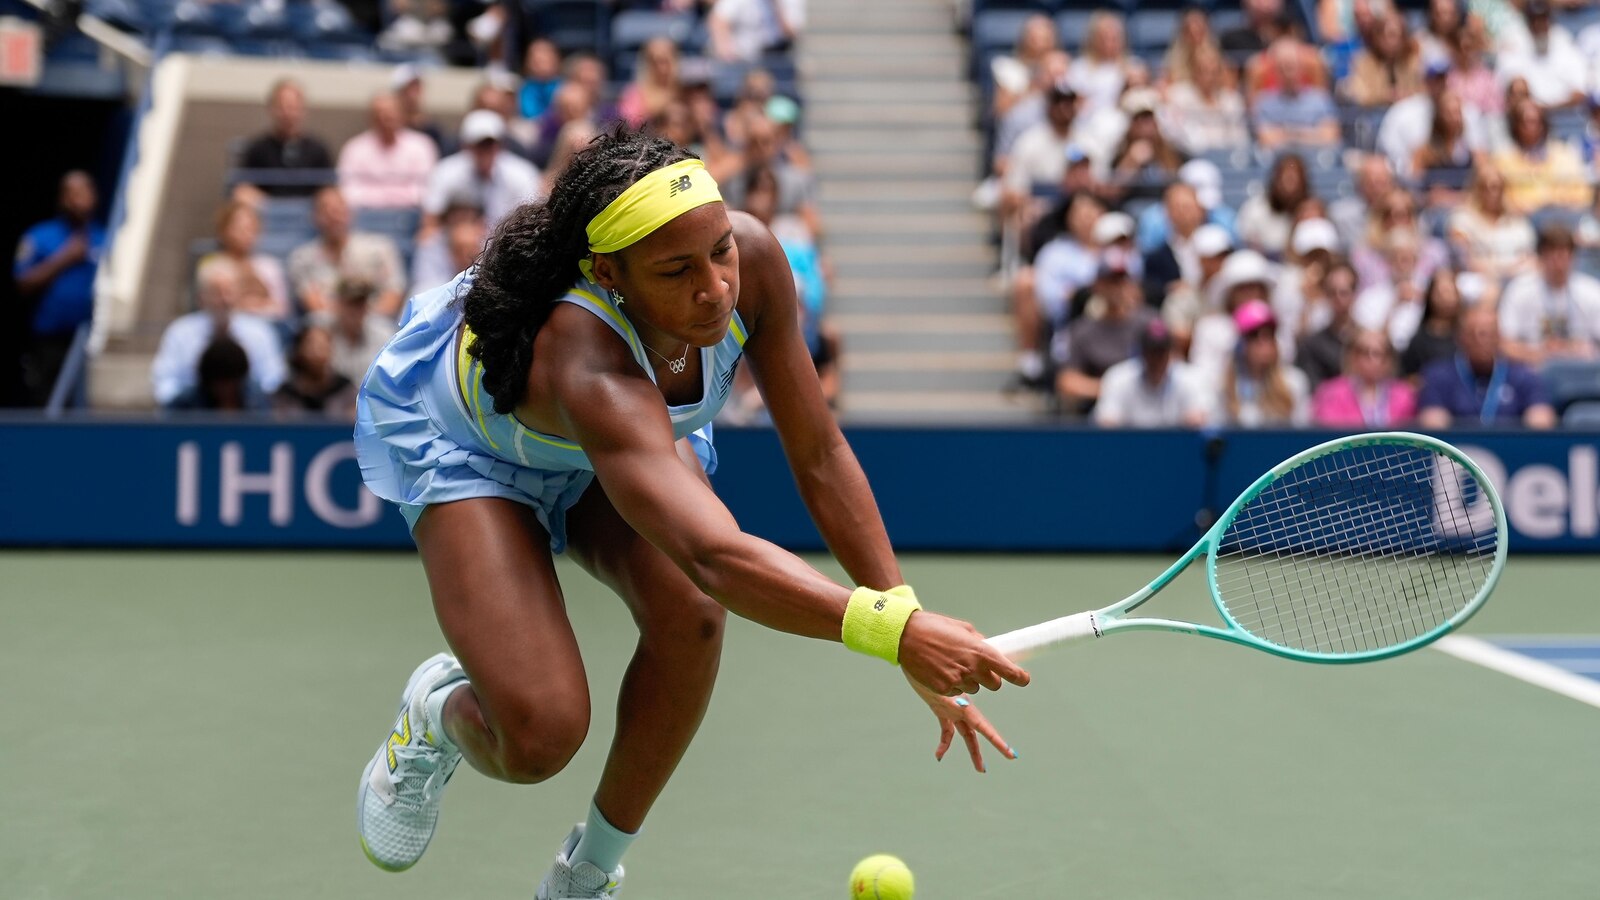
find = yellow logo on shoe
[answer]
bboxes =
[385,712,411,771]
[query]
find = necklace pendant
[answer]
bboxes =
[669,358,686,374]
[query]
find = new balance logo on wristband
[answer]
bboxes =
[874,596,887,612]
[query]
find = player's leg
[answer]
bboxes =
[358,497,592,872]
[537,441,727,895]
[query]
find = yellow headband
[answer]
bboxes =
[579,158,723,282]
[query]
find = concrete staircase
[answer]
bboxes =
[802,0,1042,421]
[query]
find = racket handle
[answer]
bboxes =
[986,611,1099,659]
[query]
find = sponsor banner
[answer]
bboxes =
[0,420,1595,551]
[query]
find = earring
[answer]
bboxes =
[610,288,625,305]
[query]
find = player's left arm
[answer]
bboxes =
[734,213,1019,771]
[734,213,899,590]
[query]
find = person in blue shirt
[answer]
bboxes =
[1418,306,1557,429]
[12,171,104,405]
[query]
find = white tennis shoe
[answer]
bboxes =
[536,824,625,899]
[357,653,467,872]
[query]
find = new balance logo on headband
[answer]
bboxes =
[668,174,693,197]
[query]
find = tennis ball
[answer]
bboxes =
[850,854,914,900]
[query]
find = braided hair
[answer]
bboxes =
[461,125,696,414]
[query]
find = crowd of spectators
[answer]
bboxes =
[8,0,838,417]
[985,0,1600,429]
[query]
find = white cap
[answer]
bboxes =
[1120,87,1159,116]
[1215,249,1275,296]
[1179,159,1223,209]
[1291,218,1340,256]
[1092,211,1136,245]
[485,65,520,93]
[390,63,422,91]
[1192,223,1233,257]
[459,109,507,145]
[1456,270,1488,304]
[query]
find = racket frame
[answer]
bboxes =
[987,432,1509,663]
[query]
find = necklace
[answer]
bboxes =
[644,340,691,375]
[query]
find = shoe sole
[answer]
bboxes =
[356,653,458,873]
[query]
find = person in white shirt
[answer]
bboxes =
[422,110,542,236]
[1094,319,1210,427]
[1498,223,1600,365]
[709,0,804,64]
[1496,0,1587,108]
[1067,11,1131,116]
[1375,57,1486,179]
[151,261,285,406]
[320,279,400,385]
[1190,249,1279,387]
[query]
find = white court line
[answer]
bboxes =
[1434,635,1600,711]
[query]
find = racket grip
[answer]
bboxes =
[986,612,1099,659]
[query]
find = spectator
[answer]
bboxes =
[1236,152,1312,258]
[618,37,682,128]
[1244,32,1331,101]
[1094,318,1210,427]
[1160,223,1233,353]
[423,110,541,238]
[1329,154,1394,252]
[1376,56,1487,180]
[1162,6,1221,87]
[1311,329,1418,427]
[534,82,597,172]
[1273,217,1341,342]
[167,333,267,412]
[196,201,291,323]
[1004,82,1088,205]
[391,64,450,155]
[151,264,285,406]
[561,52,620,127]
[1142,182,1208,309]
[337,93,439,210]
[1190,249,1276,384]
[723,67,779,149]
[1418,0,1465,61]
[1217,300,1311,426]
[411,195,485,291]
[1221,0,1291,55]
[1353,231,1429,351]
[742,166,828,321]
[1493,99,1591,213]
[1497,223,1600,365]
[1252,42,1341,150]
[1401,268,1469,377]
[1160,44,1250,155]
[324,280,400,385]
[1341,10,1424,106]
[470,71,537,160]
[992,50,1073,182]
[709,0,804,64]
[1108,91,1185,195]
[991,14,1060,121]
[12,170,103,405]
[718,115,821,240]
[288,187,405,319]
[378,0,452,50]
[1353,187,1449,294]
[273,324,357,417]
[1296,258,1361,388]
[1136,159,1236,253]
[1447,162,1536,286]
[1417,306,1556,427]
[765,96,811,172]
[446,215,489,276]
[519,37,563,121]
[236,79,333,198]
[1068,11,1132,115]
[1056,249,1152,412]
[1496,0,1586,108]
[1448,14,1502,121]
[1411,91,1476,195]
[1019,192,1105,382]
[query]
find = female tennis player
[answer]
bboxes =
[352,127,1029,899]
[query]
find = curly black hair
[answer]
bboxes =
[461,124,697,414]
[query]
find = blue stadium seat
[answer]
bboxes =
[523,0,610,57]
[354,207,422,242]
[1544,360,1600,412]
[972,0,1053,13]
[289,0,368,43]
[972,10,1034,55]
[1128,9,1181,53]
[1055,9,1094,51]
[1563,400,1600,428]
[611,9,696,56]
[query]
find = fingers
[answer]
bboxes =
[935,720,954,762]
[967,707,1018,761]
[959,722,985,773]
[986,645,1032,687]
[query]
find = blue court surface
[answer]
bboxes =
[1489,637,1600,683]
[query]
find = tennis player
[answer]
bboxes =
[352,127,1029,899]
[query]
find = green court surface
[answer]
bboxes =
[4,551,1598,899]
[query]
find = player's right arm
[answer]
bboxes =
[546,326,1027,696]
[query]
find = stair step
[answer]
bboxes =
[815,154,978,179]
[811,18,950,35]
[833,292,1000,315]
[803,55,966,79]
[806,34,965,56]
[818,180,977,202]
[805,81,974,104]
[839,390,1045,421]
[841,329,1014,352]
[842,367,1012,391]
[822,210,991,234]
[807,128,981,153]
[834,312,1013,333]
[836,275,995,299]
[832,260,995,279]
[807,103,973,127]
[828,242,994,266]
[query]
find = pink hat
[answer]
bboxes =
[1233,299,1277,335]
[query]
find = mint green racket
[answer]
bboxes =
[988,432,1507,664]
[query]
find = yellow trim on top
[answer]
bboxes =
[571,288,648,363]
[728,315,747,347]
[458,323,584,453]
[469,361,501,451]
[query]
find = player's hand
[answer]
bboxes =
[898,611,1030,697]
[907,674,1017,773]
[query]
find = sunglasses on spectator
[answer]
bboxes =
[1243,327,1276,342]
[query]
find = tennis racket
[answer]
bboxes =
[987,432,1507,664]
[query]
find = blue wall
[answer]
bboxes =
[1,418,1597,551]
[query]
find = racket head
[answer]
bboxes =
[1201,432,1506,663]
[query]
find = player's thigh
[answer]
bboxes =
[565,441,727,645]
[413,498,590,738]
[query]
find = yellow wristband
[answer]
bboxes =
[842,586,922,665]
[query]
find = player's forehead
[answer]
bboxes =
[623,204,732,266]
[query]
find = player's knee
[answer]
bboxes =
[641,592,725,650]
[496,702,590,784]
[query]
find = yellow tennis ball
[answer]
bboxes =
[850,854,914,900]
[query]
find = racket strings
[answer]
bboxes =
[1212,442,1496,655]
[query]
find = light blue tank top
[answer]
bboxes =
[451,275,751,472]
